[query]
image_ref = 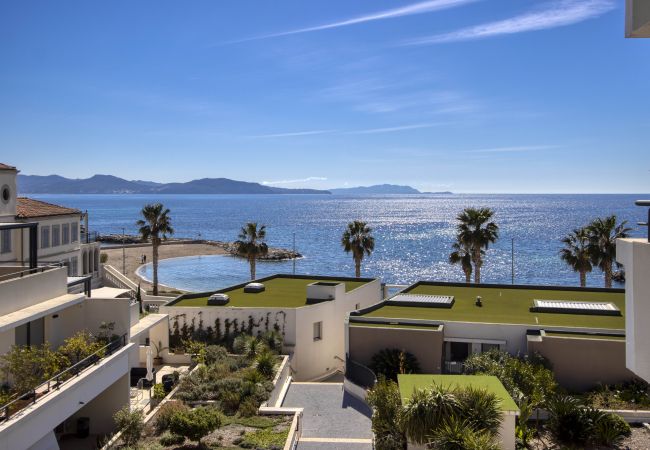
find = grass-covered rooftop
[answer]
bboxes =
[357,281,625,330]
[398,374,519,412]
[168,274,374,308]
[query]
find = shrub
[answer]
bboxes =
[428,416,467,450]
[456,387,502,435]
[114,406,144,447]
[239,396,259,417]
[100,252,108,263]
[233,334,268,359]
[255,352,276,379]
[204,345,228,365]
[158,431,185,446]
[370,348,420,382]
[154,400,189,434]
[261,330,283,353]
[57,330,104,366]
[593,412,631,446]
[168,406,222,445]
[152,383,166,400]
[366,378,406,450]
[221,391,242,415]
[546,395,592,446]
[1,343,64,393]
[239,428,288,449]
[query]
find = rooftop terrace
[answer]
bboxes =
[398,374,519,412]
[357,282,625,330]
[169,274,374,308]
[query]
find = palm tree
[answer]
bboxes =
[587,215,631,288]
[341,220,375,278]
[455,208,499,284]
[559,227,593,287]
[136,203,173,296]
[235,222,268,280]
[449,238,474,284]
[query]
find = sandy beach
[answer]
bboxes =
[102,242,228,293]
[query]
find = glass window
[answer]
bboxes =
[40,225,50,249]
[71,222,78,243]
[313,321,323,341]
[0,229,11,254]
[62,223,70,245]
[52,225,60,247]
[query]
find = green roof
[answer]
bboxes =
[398,374,519,413]
[544,331,626,341]
[360,282,624,330]
[169,275,373,308]
[349,322,441,331]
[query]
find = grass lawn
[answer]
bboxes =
[172,277,371,308]
[398,374,519,412]
[362,283,625,329]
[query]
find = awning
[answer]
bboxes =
[0,293,85,333]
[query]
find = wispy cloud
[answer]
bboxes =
[262,177,328,185]
[464,145,558,153]
[404,0,616,45]
[248,130,336,139]
[348,123,445,134]
[233,0,479,42]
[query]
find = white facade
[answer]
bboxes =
[617,238,650,381]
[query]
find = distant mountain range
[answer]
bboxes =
[17,174,452,195]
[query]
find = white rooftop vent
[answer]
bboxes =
[207,293,230,305]
[244,282,265,293]
[388,294,455,308]
[532,299,620,316]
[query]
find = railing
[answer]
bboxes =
[103,264,138,292]
[345,356,377,389]
[444,361,464,374]
[0,264,62,283]
[0,334,128,423]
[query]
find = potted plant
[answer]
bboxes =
[152,341,168,365]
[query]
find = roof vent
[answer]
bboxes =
[207,293,230,305]
[531,299,620,316]
[387,294,455,308]
[244,282,265,293]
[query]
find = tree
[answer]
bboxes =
[114,406,144,447]
[587,215,631,288]
[366,378,406,450]
[1,344,64,393]
[398,386,459,445]
[449,238,474,284]
[169,406,222,446]
[58,330,104,366]
[234,222,268,280]
[137,203,174,295]
[370,348,420,382]
[341,220,375,278]
[560,227,593,287]
[455,208,499,284]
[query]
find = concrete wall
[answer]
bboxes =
[0,267,67,314]
[348,325,444,374]
[617,238,650,382]
[84,298,132,338]
[528,335,635,392]
[44,301,85,349]
[0,170,17,221]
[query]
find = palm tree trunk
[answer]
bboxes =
[152,239,159,296]
[464,269,471,284]
[355,257,361,278]
[605,263,612,288]
[473,249,481,284]
[250,257,256,280]
[580,270,586,288]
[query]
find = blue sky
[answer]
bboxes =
[1,0,648,193]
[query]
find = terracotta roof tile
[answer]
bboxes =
[0,163,17,171]
[16,197,81,219]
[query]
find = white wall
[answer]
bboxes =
[617,238,650,381]
[68,373,130,435]
[0,267,68,315]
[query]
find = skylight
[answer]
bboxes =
[532,299,621,316]
[388,294,454,308]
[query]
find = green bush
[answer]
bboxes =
[431,417,500,450]
[221,391,242,415]
[455,387,502,436]
[100,252,108,263]
[152,383,166,400]
[370,348,420,382]
[158,431,185,446]
[366,378,406,450]
[114,406,144,447]
[261,330,283,353]
[239,396,260,417]
[154,400,189,434]
[255,352,276,379]
[593,412,631,446]
[204,345,229,365]
[168,406,223,445]
[239,428,288,449]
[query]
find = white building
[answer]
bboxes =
[0,163,101,279]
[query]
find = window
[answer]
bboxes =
[62,224,70,245]
[481,343,500,353]
[40,225,50,249]
[52,225,60,247]
[0,229,11,254]
[68,257,78,276]
[313,321,323,341]
[1,185,10,205]
[71,222,78,243]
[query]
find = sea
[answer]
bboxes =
[31,193,649,292]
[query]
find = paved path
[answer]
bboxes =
[282,382,373,450]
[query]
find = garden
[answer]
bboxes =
[367,348,647,450]
[109,331,293,450]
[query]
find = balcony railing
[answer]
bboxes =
[346,356,377,389]
[0,264,62,283]
[444,361,465,374]
[0,334,128,423]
